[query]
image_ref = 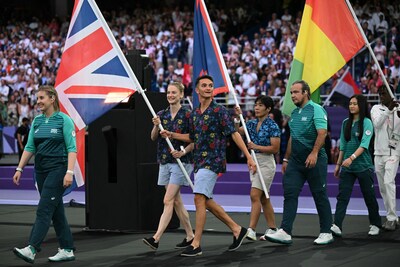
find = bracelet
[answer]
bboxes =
[180,146,186,155]
[351,153,357,160]
[16,167,23,173]
[336,163,341,166]
[282,158,289,163]
[66,170,74,175]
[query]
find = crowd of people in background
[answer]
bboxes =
[1,0,400,162]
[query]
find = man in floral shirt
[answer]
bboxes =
[161,75,256,257]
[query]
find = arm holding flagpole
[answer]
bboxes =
[323,67,350,107]
[231,91,270,198]
[345,0,394,99]
[193,0,266,196]
[138,90,194,190]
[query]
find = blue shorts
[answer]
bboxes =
[158,163,193,186]
[193,168,218,199]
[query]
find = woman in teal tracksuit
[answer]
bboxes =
[12,85,77,264]
[331,94,381,237]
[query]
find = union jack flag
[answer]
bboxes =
[55,0,142,192]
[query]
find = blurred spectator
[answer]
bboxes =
[7,94,18,126]
[0,79,10,103]
[15,117,30,159]
[387,26,400,54]
[373,38,387,63]
[17,95,31,125]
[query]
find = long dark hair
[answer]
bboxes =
[344,94,370,142]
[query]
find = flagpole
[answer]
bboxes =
[345,0,394,99]
[186,96,193,110]
[136,90,195,190]
[323,67,350,107]
[198,0,269,198]
[90,1,194,190]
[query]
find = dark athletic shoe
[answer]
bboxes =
[142,237,158,250]
[180,245,202,257]
[175,237,194,249]
[228,227,248,251]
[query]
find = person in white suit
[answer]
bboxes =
[371,85,400,231]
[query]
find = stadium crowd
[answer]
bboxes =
[0,0,399,141]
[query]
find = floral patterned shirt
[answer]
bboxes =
[189,101,235,173]
[246,117,281,153]
[156,106,192,164]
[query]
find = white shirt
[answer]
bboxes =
[371,104,400,156]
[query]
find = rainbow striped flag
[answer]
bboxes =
[282,0,365,116]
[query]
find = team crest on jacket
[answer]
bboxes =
[365,130,372,136]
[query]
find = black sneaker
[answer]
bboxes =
[180,245,202,257]
[228,227,248,251]
[175,237,194,249]
[142,237,159,250]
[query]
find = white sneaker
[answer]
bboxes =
[314,233,334,245]
[48,248,75,262]
[246,228,257,241]
[260,228,277,241]
[330,224,342,237]
[265,228,292,244]
[368,225,380,236]
[13,245,36,264]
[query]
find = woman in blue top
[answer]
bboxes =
[143,82,195,250]
[331,94,381,237]
[12,85,77,263]
[235,95,281,241]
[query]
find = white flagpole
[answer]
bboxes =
[186,96,193,110]
[199,0,269,198]
[90,0,194,190]
[345,0,394,99]
[323,66,350,107]
[136,90,194,191]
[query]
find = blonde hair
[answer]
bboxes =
[169,82,185,94]
[38,85,60,112]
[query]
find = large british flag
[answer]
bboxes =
[55,0,142,192]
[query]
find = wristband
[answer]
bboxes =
[351,154,356,160]
[16,167,23,173]
[283,158,289,163]
[180,146,186,155]
[66,170,74,175]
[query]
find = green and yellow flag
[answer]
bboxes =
[282,0,365,116]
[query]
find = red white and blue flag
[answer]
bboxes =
[55,0,142,192]
[330,70,361,108]
[192,0,231,107]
